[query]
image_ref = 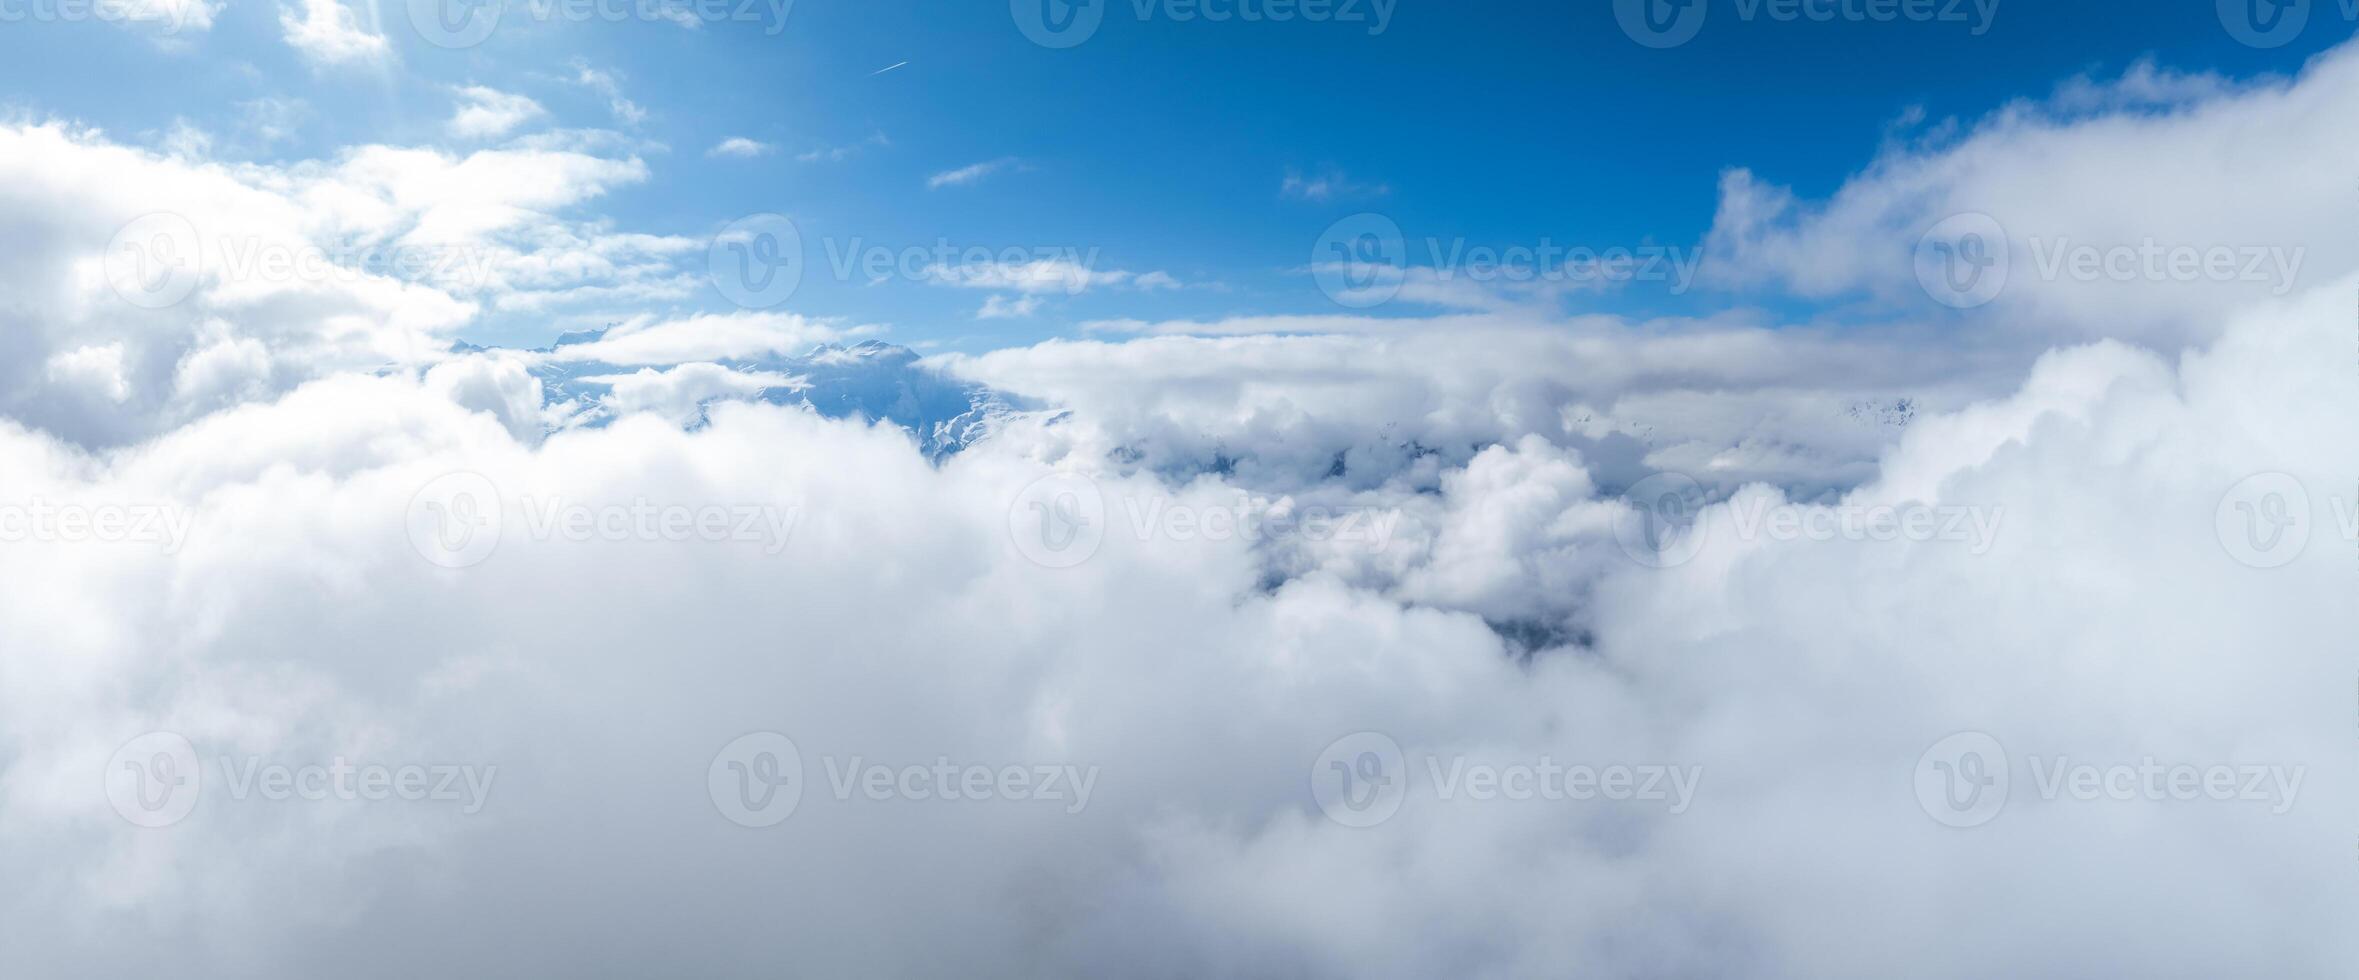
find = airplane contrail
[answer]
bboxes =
[871,62,908,76]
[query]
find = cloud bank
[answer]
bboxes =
[0,38,2353,980]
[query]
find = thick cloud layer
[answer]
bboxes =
[1,43,2354,980]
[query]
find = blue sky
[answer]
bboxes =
[5,0,2348,349]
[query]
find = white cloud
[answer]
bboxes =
[707,137,774,159]
[544,312,856,365]
[44,343,131,403]
[798,132,889,163]
[0,120,695,445]
[577,363,802,426]
[927,157,1018,189]
[950,312,1989,494]
[277,0,390,67]
[976,294,1042,319]
[105,0,218,35]
[923,259,1181,296]
[1281,166,1389,202]
[1701,51,2359,346]
[5,32,2359,980]
[570,62,648,126]
[448,87,547,141]
[0,270,2349,974]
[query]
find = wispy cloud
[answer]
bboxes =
[976,294,1042,319]
[927,157,1019,190]
[707,137,775,159]
[799,132,890,163]
[570,61,647,126]
[925,258,1182,295]
[449,86,546,140]
[1281,166,1390,202]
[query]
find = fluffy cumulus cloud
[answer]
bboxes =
[1,40,2354,980]
[0,120,708,446]
[706,137,774,158]
[277,0,391,67]
[1701,52,2359,346]
[447,87,547,141]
